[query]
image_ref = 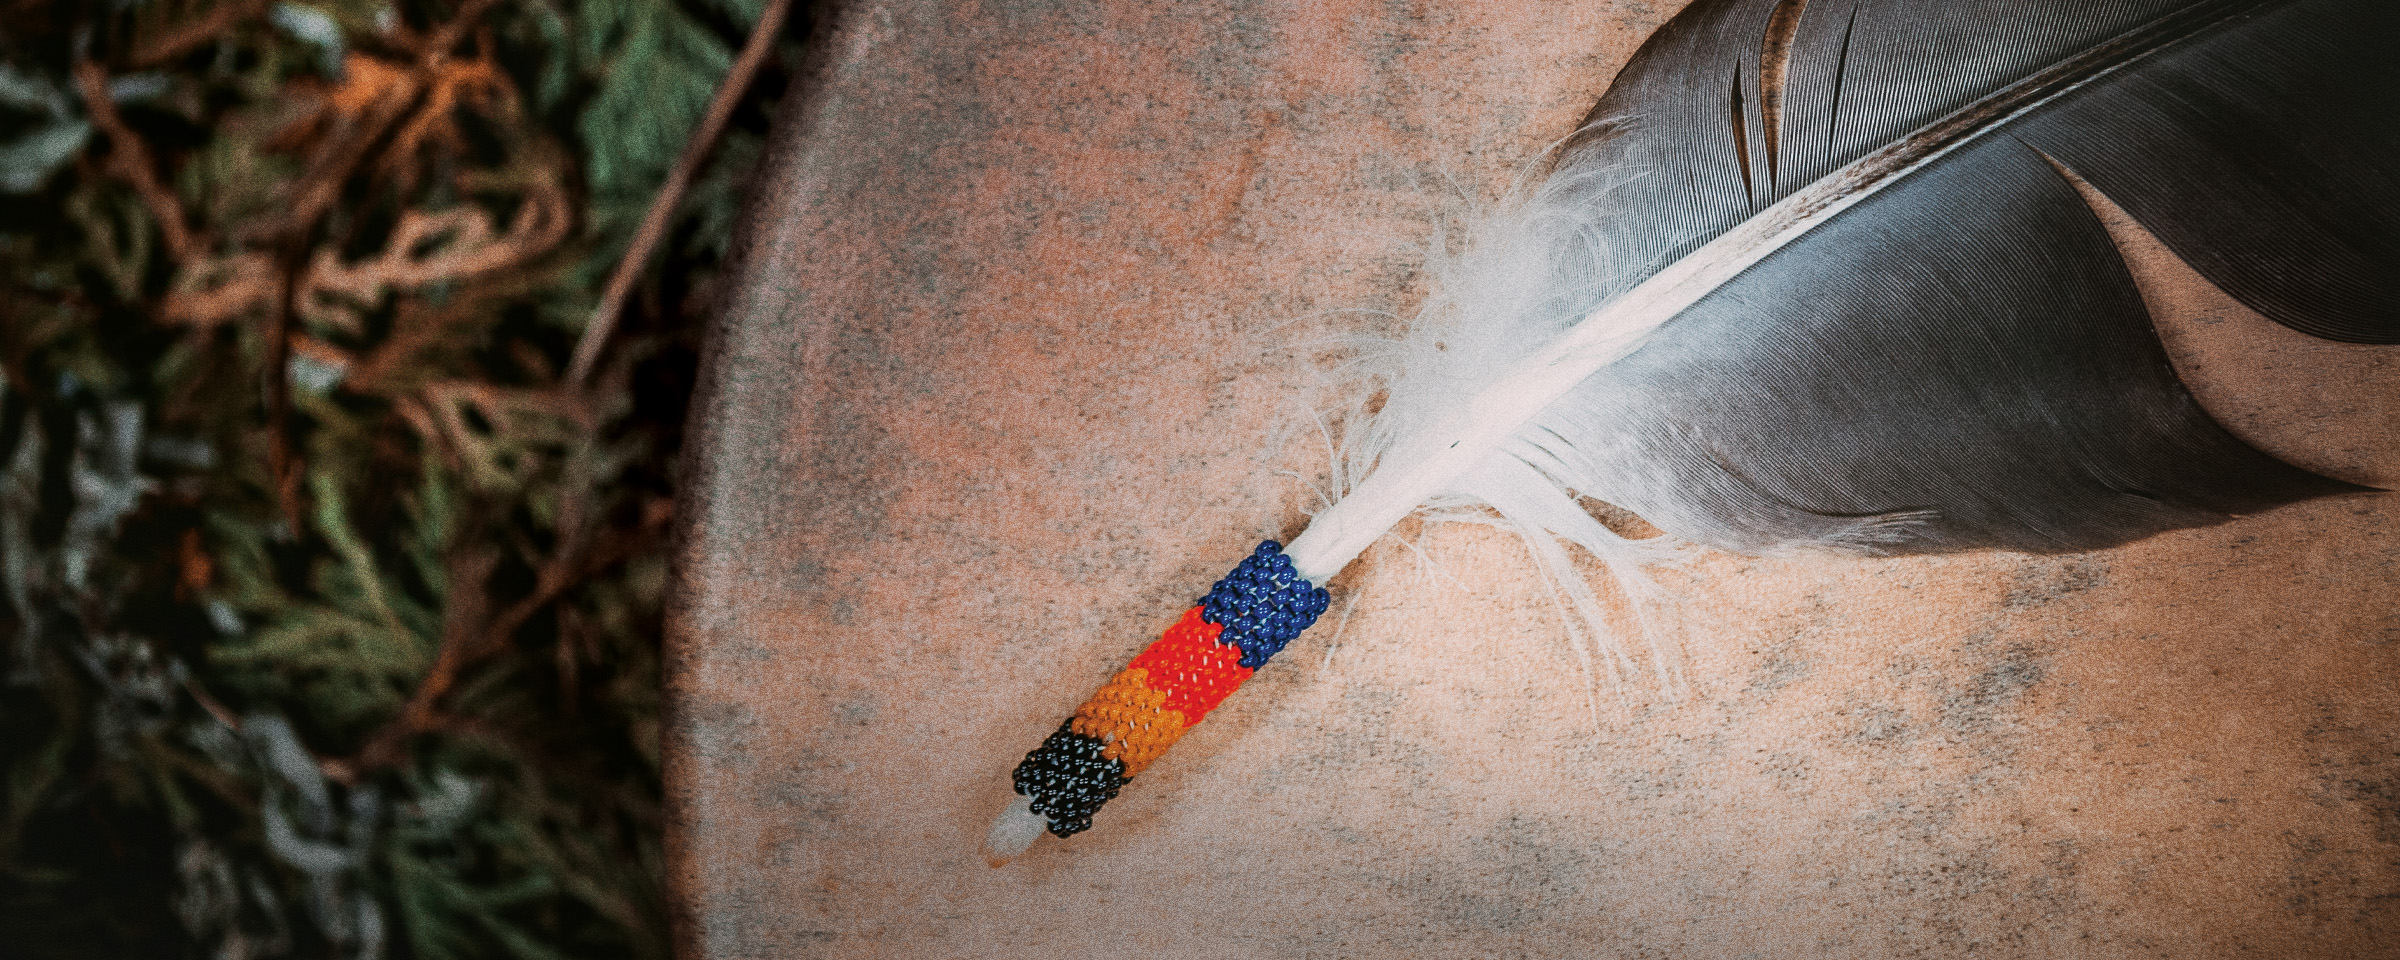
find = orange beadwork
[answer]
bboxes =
[1071,668,1188,776]
[1067,607,1259,778]
[1127,607,1253,721]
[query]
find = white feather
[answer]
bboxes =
[1283,149,1685,686]
[1278,65,2036,676]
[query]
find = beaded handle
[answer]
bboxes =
[1002,540,1331,843]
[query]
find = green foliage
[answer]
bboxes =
[0,0,798,955]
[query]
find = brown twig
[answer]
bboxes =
[272,0,503,239]
[130,0,275,69]
[73,62,200,264]
[183,676,244,732]
[565,0,797,386]
[424,0,505,59]
[277,78,424,241]
[340,496,674,774]
[256,0,510,528]
[265,238,307,533]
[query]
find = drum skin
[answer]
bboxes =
[664,1,2400,956]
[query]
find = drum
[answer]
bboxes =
[665,1,2400,954]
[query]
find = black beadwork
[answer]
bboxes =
[1012,722,1127,837]
[1198,540,1332,669]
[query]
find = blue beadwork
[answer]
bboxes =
[1197,540,1331,668]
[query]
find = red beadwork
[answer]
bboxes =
[1127,607,1254,721]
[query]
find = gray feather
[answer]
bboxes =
[1526,0,2391,555]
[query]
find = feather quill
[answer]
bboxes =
[988,0,2395,861]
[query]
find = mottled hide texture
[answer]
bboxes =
[666,0,2400,956]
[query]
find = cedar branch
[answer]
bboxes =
[340,497,673,775]
[566,0,797,386]
[260,0,506,526]
[74,62,200,264]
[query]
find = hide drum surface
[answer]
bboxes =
[666,2,2400,956]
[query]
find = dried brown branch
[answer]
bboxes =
[271,0,501,238]
[130,0,274,69]
[162,252,276,329]
[339,495,674,775]
[424,0,505,58]
[276,74,425,241]
[74,62,200,264]
[182,676,243,732]
[566,0,797,386]
[169,165,568,335]
[249,0,513,530]
[265,239,307,532]
[308,182,572,320]
[342,297,480,392]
